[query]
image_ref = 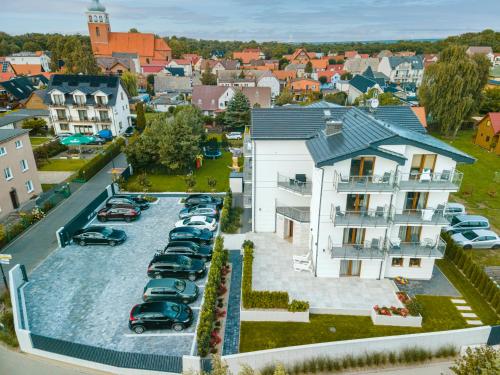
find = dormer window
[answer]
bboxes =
[74,94,86,106]
[95,95,108,106]
[88,15,92,22]
[52,93,65,106]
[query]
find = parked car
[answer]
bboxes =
[175,215,217,232]
[96,129,113,141]
[112,194,150,210]
[124,126,135,137]
[444,203,466,221]
[105,197,144,211]
[72,226,127,246]
[147,254,206,281]
[128,301,193,334]
[142,278,199,303]
[88,136,107,145]
[97,207,140,222]
[56,132,73,139]
[168,226,214,245]
[163,241,213,261]
[179,204,219,220]
[451,230,500,249]
[184,194,223,209]
[225,132,242,140]
[443,215,490,234]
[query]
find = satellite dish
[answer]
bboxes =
[370,98,379,109]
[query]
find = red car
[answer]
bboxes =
[97,207,141,222]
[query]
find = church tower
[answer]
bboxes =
[86,0,110,45]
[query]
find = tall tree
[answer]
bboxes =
[225,91,250,129]
[135,102,146,131]
[480,88,500,114]
[419,44,490,138]
[275,90,294,106]
[121,71,138,97]
[200,62,217,85]
[324,91,347,106]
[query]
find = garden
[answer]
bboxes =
[0,291,17,347]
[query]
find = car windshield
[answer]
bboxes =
[182,218,191,225]
[174,280,186,292]
[462,231,478,240]
[179,257,192,266]
[450,217,462,226]
[101,228,113,236]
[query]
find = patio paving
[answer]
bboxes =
[38,171,74,184]
[247,233,402,313]
[396,266,461,297]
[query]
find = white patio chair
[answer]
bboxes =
[420,168,432,182]
[293,252,311,264]
[293,260,312,272]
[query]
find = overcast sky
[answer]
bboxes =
[2,0,499,42]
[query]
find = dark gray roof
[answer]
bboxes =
[44,75,123,106]
[0,76,37,100]
[359,106,425,133]
[0,109,49,128]
[349,74,378,93]
[0,128,29,143]
[387,55,424,70]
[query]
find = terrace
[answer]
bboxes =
[395,170,463,192]
[334,171,395,193]
[387,236,446,259]
[332,205,391,228]
[390,206,449,226]
[277,173,312,196]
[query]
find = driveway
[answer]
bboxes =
[24,197,206,357]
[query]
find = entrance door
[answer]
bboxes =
[340,260,362,276]
[9,189,19,209]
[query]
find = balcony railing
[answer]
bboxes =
[387,236,446,258]
[395,170,463,191]
[277,173,312,195]
[276,206,310,222]
[331,205,390,227]
[390,205,449,226]
[329,237,386,260]
[335,171,395,193]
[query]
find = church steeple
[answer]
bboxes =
[86,0,110,45]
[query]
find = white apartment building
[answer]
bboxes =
[249,106,474,280]
[6,51,51,72]
[378,56,424,86]
[44,75,131,136]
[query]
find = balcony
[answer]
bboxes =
[329,237,386,260]
[395,170,463,192]
[277,173,312,196]
[335,171,395,193]
[388,236,446,258]
[390,205,449,226]
[331,205,390,227]
[276,206,310,223]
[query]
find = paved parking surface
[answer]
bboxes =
[24,197,207,356]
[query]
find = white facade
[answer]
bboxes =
[257,76,280,98]
[378,57,424,86]
[6,52,51,72]
[48,85,130,136]
[252,131,460,281]
[166,61,193,77]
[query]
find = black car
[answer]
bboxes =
[129,301,193,334]
[184,194,223,209]
[142,278,199,304]
[72,226,127,246]
[112,194,150,210]
[106,197,147,210]
[163,241,213,261]
[97,207,140,222]
[124,126,135,137]
[168,226,213,245]
[148,254,206,281]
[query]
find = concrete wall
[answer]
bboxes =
[222,327,491,374]
[370,308,422,327]
[384,256,435,279]
[240,308,309,323]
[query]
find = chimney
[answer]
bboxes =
[325,118,343,136]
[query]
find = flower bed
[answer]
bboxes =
[371,292,422,327]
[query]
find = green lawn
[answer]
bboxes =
[29,137,51,147]
[38,159,87,172]
[240,296,467,352]
[434,129,500,230]
[126,152,236,192]
[466,249,500,268]
[437,259,499,325]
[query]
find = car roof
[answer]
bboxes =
[189,216,209,221]
[84,226,107,233]
[446,203,465,209]
[454,214,488,221]
[167,241,197,247]
[146,278,180,288]
[137,301,173,312]
[470,229,498,236]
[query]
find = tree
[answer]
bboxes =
[318,76,328,85]
[305,61,313,74]
[451,346,500,375]
[278,58,289,70]
[225,91,250,129]
[135,102,147,131]
[22,118,47,135]
[129,28,139,33]
[419,44,490,138]
[341,72,353,80]
[354,88,402,106]
[275,90,294,106]
[184,174,196,191]
[137,173,152,192]
[201,62,217,85]
[121,71,138,97]
[239,70,246,79]
[324,91,347,106]
[480,88,500,114]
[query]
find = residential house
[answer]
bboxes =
[5,51,51,72]
[166,59,193,77]
[44,74,131,136]
[344,58,380,75]
[466,46,494,64]
[86,0,171,65]
[493,53,500,67]
[217,70,280,98]
[0,109,51,130]
[423,54,438,68]
[191,85,235,116]
[249,106,473,280]
[200,59,240,75]
[240,87,271,108]
[394,51,416,57]
[154,75,192,95]
[378,56,425,86]
[290,78,320,98]
[0,129,42,219]
[182,54,201,66]
[284,48,316,64]
[96,55,138,75]
[150,94,186,112]
[285,63,306,78]
[311,59,328,72]
[273,70,297,91]
[0,59,16,78]
[474,113,500,154]
[346,74,383,104]
[0,75,48,110]
[23,90,48,110]
[378,50,393,58]
[244,59,279,71]
[233,48,265,64]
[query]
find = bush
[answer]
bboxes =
[33,139,68,167]
[77,138,125,181]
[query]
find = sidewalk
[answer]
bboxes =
[0,153,127,275]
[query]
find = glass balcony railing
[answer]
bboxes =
[276,206,310,222]
[335,171,396,193]
[277,173,312,195]
[390,205,449,226]
[331,205,391,227]
[387,236,446,258]
[329,238,386,259]
[395,170,463,191]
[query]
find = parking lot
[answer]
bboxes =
[24,197,207,356]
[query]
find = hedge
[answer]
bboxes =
[33,140,68,167]
[220,190,232,232]
[242,240,309,311]
[196,236,228,357]
[443,233,500,315]
[77,138,125,181]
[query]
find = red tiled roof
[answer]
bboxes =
[345,51,358,58]
[273,70,296,81]
[142,65,164,73]
[487,112,500,134]
[411,107,428,128]
[0,72,16,81]
[11,64,43,75]
[169,59,191,65]
[92,32,171,60]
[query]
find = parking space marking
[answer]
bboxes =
[91,222,134,226]
[124,332,195,338]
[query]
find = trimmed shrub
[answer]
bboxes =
[77,138,125,181]
[33,139,68,167]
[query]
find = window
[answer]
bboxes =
[392,258,403,267]
[88,15,92,22]
[20,159,28,172]
[99,15,103,22]
[486,136,490,142]
[0,147,6,156]
[59,123,69,131]
[96,27,100,37]
[409,258,421,267]
[120,92,124,100]
[56,109,67,120]
[14,140,22,149]
[95,95,107,106]
[4,167,13,180]
[52,94,65,105]
[99,111,109,121]
[78,110,88,121]
[25,180,34,193]
[74,94,86,106]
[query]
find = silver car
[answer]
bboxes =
[451,229,500,249]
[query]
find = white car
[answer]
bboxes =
[444,203,466,220]
[225,132,242,140]
[451,229,500,249]
[174,216,218,232]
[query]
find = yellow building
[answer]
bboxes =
[474,113,500,155]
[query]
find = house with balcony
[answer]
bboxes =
[378,55,424,86]
[44,74,131,136]
[250,106,474,280]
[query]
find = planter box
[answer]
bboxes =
[241,308,309,322]
[370,308,422,327]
